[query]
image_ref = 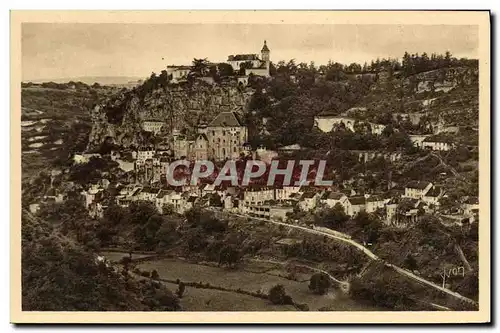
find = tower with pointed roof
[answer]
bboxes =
[261,40,270,69]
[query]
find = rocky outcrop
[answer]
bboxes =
[87,81,253,150]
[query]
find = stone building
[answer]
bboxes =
[205,111,248,160]
[227,40,271,77]
[171,111,248,161]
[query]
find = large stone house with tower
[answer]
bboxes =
[227,40,271,77]
[173,111,248,161]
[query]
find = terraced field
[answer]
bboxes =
[137,258,382,311]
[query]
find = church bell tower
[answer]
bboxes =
[261,40,270,68]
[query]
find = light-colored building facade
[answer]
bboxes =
[142,120,164,135]
[404,181,433,200]
[227,40,270,77]
[166,65,191,83]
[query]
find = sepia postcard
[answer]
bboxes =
[10,10,490,324]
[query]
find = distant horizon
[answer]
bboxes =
[22,23,479,82]
[23,75,145,85]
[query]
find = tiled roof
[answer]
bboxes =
[142,187,160,194]
[348,196,366,205]
[228,54,260,61]
[302,192,317,199]
[167,65,191,70]
[424,134,454,144]
[406,181,431,190]
[208,111,243,127]
[261,41,270,52]
[156,190,173,199]
[196,133,209,141]
[425,186,442,198]
[366,195,384,202]
[327,192,345,200]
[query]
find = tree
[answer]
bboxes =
[218,244,241,268]
[176,282,186,298]
[403,255,418,271]
[308,272,332,295]
[129,201,158,225]
[151,270,160,280]
[218,63,234,77]
[161,203,175,215]
[351,212,383,244]
[268,284,286,304]
[209,193,223,207]
[103,204,127,226]
[155,216,179,249]
[315,204,349,229]
[239,61,254,75]
[191,58,210,76]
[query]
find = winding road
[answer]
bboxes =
[223,211,478,308]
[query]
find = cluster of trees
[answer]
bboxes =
[68,156,119,185]
[314,204,349,230]
[349,263,425,310]
[22,212,180,311]
[22,81,91,90]
[314,209,384,246]
[97,201,182,251]
[401,51,478,77]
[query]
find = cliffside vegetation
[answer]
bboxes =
[22,210,181,311]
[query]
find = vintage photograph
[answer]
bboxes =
[11,11,490,323]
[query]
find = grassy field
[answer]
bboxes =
[137,258,382,311]
[99,251,157,263]
[162,281,295,311]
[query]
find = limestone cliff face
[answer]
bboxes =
[87,82,253,150]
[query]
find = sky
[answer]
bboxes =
[21,23,479,82]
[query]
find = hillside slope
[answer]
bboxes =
[87,80,253,150]
[22,210,180,311]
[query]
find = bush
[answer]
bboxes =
[151,269,160,280]
[120,256,132,266]
[269,284,293,305]
[308,272,332,295]
[176,282,186,298]
[141,271,150,278]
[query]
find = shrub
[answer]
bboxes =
[269,284,290,305]
[308,272,332,295]
[151,269,160,280]
[176,282,186,298]
[141,271,150,278]
[119,256,132,266]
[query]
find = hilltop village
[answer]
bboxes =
[27,41,479,230]
[22,42,480,311]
